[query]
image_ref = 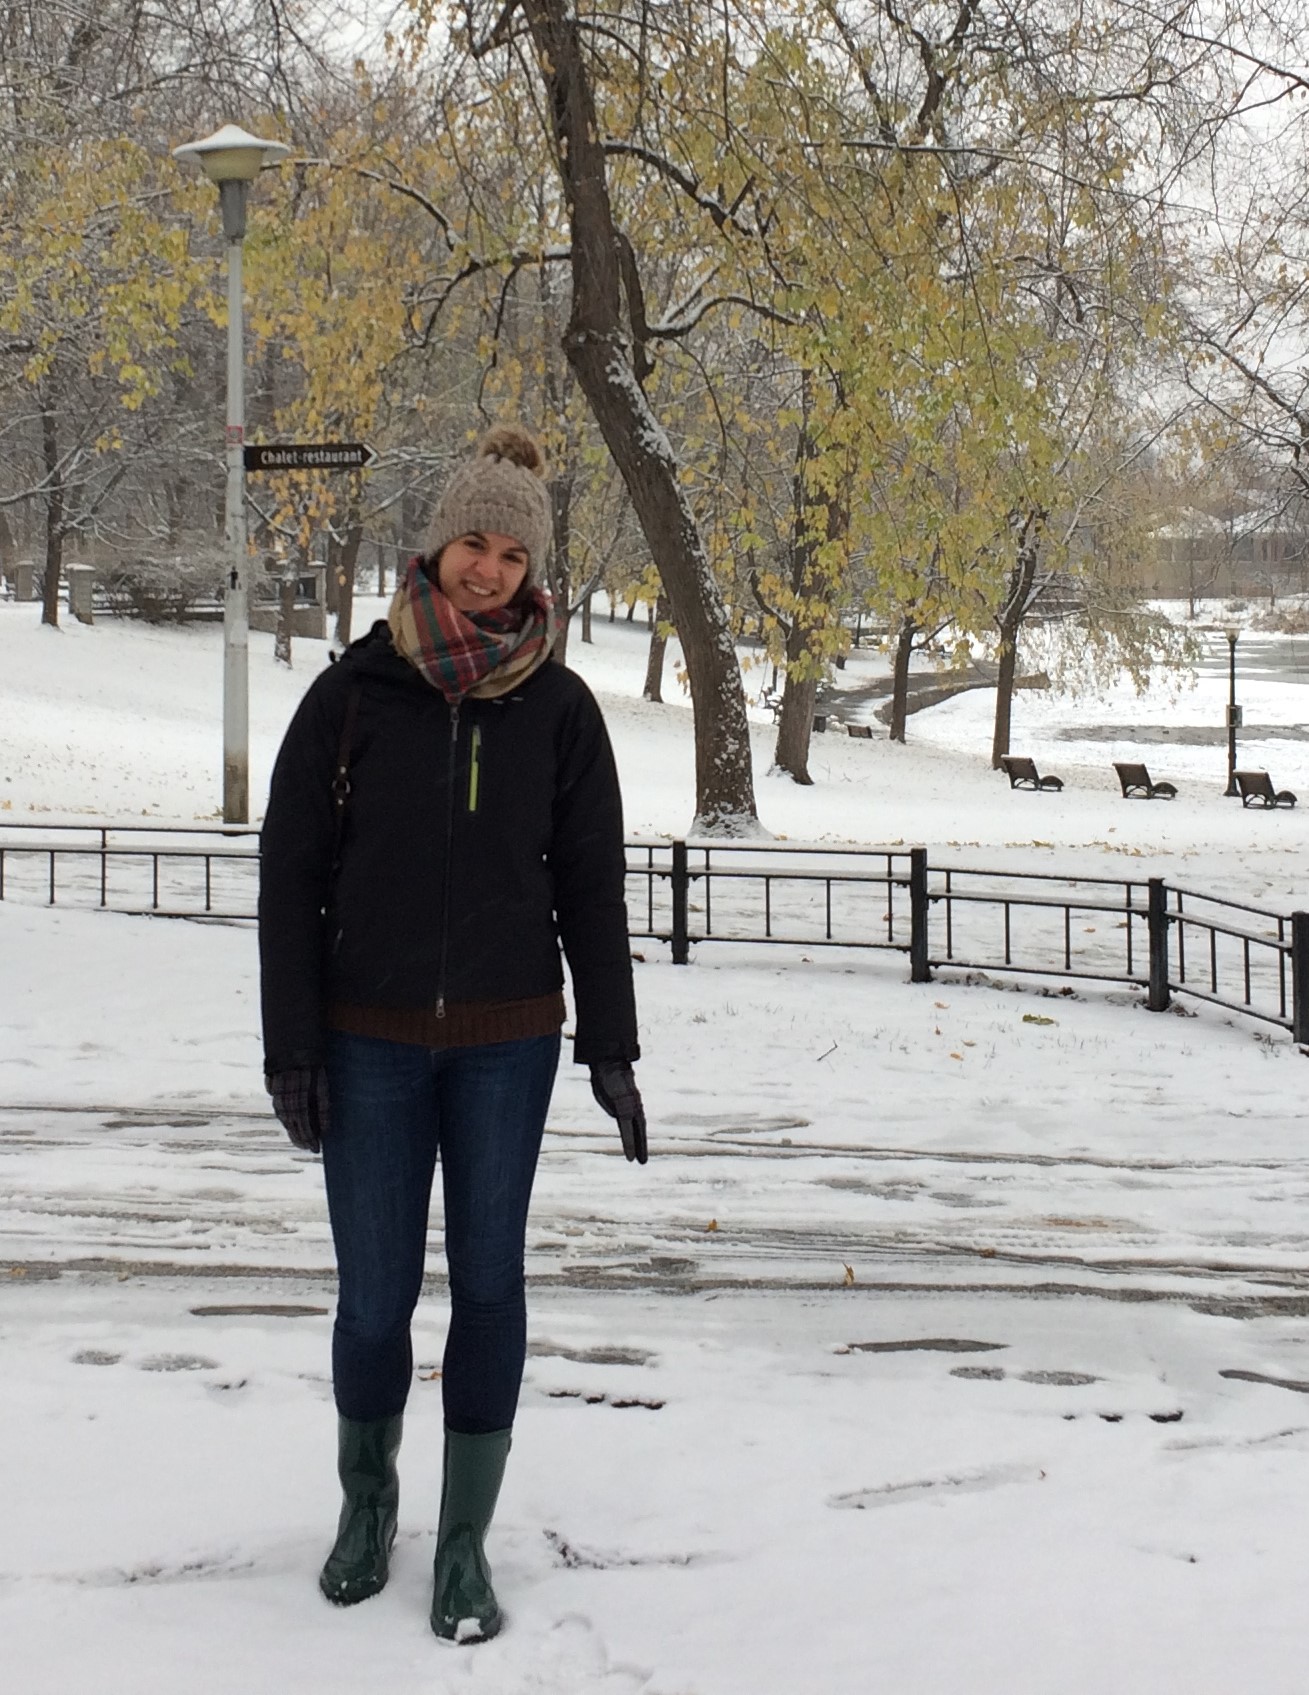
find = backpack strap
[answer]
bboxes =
[330,682,363,872]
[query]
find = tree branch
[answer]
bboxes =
[602,140,756,236]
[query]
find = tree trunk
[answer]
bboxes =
[274,564,295,666]
[773,668,820,783]
[581,582,594,643]
[520,0,760,834]
[990,515,1043,769]
[889,617,918,743]
[402,489,421,562]
[991,624,1019,766]
[40,401,63,629]
[773,392,848,784]
[334,511,364,647]
[643,590,671,701]
[773,422,818,784]
[548,472,574,668]
[324,538,339,615]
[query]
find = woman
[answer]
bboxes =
[258,425,645,1644]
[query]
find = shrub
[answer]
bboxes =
[97,551,225,623]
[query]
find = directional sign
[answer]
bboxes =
[243,442,377,473]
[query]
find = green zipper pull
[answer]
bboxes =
[468,724,482,813]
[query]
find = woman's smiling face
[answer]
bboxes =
[436,531,530,614]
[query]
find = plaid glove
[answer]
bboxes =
[589,1061,648,1164]
[267,1065,329,1153]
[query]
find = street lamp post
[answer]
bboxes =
[1223,625,1242,797]
[173,125,289,823]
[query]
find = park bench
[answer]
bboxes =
[846,723,873,739]
[1234,770,1297,809]
[999,754,1063,792]
[1114,761,1177,800]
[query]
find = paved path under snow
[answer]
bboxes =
[6,1101,1309,1315]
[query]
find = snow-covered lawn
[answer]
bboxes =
[2,600,1308,1692]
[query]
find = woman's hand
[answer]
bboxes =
[589,1061,648,1164]
[267,1066,330,1153]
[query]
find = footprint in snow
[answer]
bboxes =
[440,1611,651,1693]
[543,1529,703,1571]
[830,1463,1041,1510]
[1220,1368,1309,1395]
[57,1549,254,1588]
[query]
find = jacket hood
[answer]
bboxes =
[335,623,427,688]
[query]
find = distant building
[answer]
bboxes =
[1149,502,1309,602]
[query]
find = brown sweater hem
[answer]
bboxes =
[326,992,566,1051]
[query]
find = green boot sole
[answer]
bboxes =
[319,1413,403,1606]
[431,1427,512,1642]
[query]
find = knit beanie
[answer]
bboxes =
[427,425,552,577]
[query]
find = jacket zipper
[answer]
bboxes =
[435,701,461,1020]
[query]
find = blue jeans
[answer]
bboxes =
[322,1030,560,1433]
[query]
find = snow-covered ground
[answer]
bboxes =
[2,599,1308,1693]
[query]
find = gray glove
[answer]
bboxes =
[589,1061,648,1164]
[267,1065,329,1153]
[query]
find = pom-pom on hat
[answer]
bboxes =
[427,425,552,577]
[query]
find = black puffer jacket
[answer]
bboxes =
[258,622,638,1072]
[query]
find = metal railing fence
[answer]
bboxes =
[1,822,1305,1043]
[0,823,259,919]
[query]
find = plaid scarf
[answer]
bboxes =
[387,555,554,703]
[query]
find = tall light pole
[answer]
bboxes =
[173,125,289,823]
[1223,624,1242,797]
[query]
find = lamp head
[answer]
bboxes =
[173,124,289,183]
[1223,624,1240,643]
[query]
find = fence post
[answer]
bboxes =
[670,839,690,965]
[909,847,931,983]
[1292,912,1309,1046]
[1147,877,1170,1012]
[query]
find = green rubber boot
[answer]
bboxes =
[318,1414,403,1606]
[430,1427,512,1643]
